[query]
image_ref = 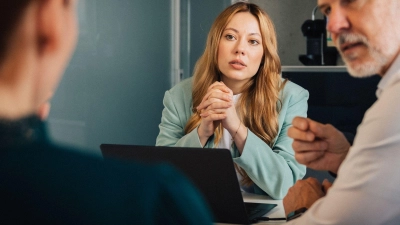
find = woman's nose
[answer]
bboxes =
[234,40,246,55]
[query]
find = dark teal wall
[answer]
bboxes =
[49,0,172,154]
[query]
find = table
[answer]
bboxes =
[216,192,286,225]
[243,192,286,224]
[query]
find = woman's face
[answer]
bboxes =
[217,12,264,92]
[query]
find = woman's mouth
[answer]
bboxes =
[229,59,247,69]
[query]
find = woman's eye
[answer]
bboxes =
[225,34,236,40]
[249,40,259,45]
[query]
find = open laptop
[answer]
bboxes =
[100,144,277,224]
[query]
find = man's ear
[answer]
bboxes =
[36,0,64,55]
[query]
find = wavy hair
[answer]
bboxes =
[184,2,286,185]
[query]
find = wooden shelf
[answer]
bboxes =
[282,65,347,73]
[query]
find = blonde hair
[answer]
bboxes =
[184,2,286,185]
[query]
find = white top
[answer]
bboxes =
[286,54,400,224]
[219,94,241,150]
[218,94,255,193]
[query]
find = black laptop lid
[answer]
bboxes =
[100,144,249,224]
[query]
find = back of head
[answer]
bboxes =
[0,1,32,63]
[0,0,79,120]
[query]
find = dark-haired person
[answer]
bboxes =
[283,0,400,224]
[156,2,308,200]
[0,0,212,224]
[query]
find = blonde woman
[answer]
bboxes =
[156,2,308,199]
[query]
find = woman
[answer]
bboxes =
[0,0,212,223]
[156,2,308,199]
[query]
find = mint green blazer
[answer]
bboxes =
[156,77,308,199]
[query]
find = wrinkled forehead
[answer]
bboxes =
[317,0,395,11]
[317,0,331,7]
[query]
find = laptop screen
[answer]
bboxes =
[100,144,276,224]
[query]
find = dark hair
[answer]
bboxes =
[0,1,33,62]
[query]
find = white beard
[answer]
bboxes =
[343,51,387,78]
[336,32,390,78]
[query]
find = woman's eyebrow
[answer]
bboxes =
[224,27,261,37]
[224,27,239,33]
[249,33,261,37]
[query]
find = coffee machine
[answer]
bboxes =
[299,6,337,66]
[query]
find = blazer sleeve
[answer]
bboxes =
[233,87,308,199]
[156,88,203,147]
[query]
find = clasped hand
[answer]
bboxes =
[287,117,351,174]
[196,82,241,145]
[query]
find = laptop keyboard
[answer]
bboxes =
[244,202,277,221]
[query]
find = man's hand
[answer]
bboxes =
[283,178,332,217]
[287,117,351,174]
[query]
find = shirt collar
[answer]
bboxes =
[0,115,48,148]
[233,93,241,104]
[376,54,400,98]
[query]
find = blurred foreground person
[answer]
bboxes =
[0,1,212,224]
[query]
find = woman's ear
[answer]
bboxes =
[37,101,51,120]
[36,0,64,55]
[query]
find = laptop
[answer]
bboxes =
[100,144,277,224]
